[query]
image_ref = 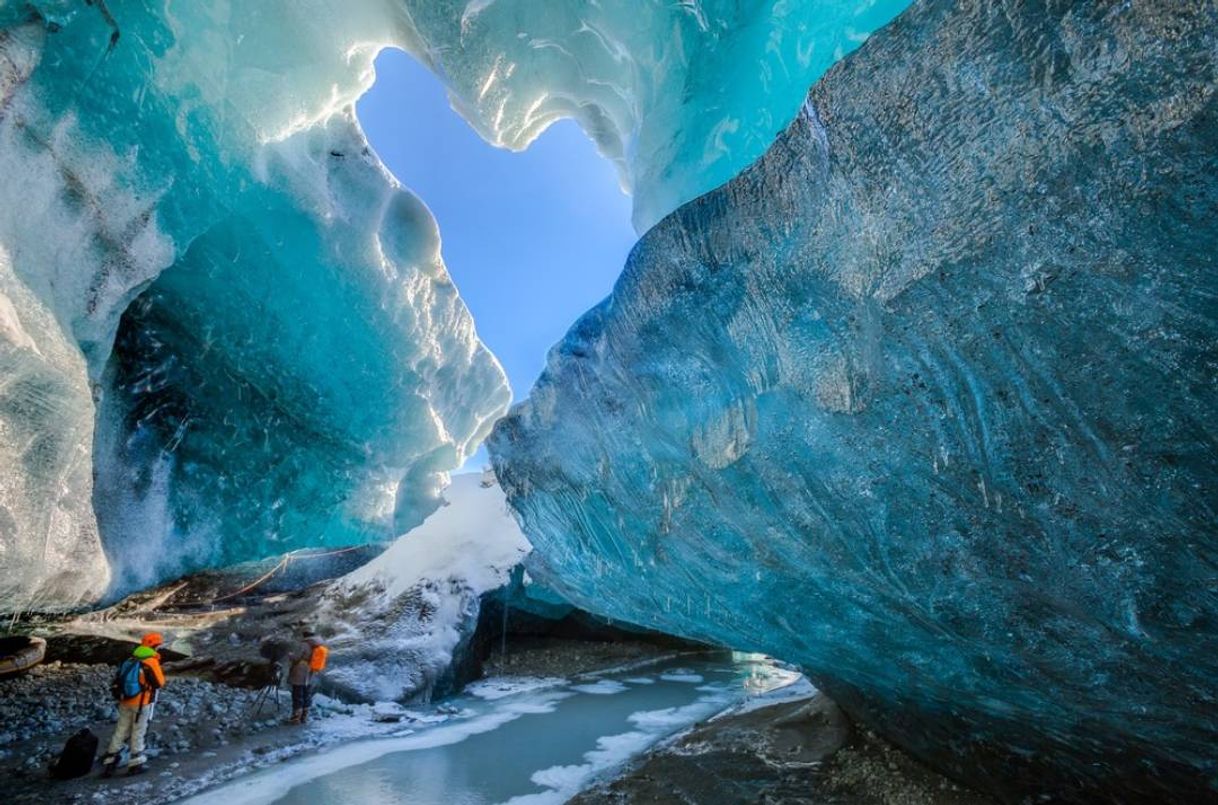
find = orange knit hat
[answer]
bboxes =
[140,632,164,648]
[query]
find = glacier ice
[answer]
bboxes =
[392,0,909,233]
[0,0,905,608]
[490,0,1218,800]
[0,242,109,607]
[91,113,512,595]
[0,17,174,606]
[0,2,509,607]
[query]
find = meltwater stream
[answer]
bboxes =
[186,653,804,805]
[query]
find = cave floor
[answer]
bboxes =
[572,692,996,805]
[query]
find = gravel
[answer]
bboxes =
[483,638,666,679]
[0,661,336,771]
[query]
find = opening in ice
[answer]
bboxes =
[90,47,638,596]
[356,50,637,467]
[1,0,913,608]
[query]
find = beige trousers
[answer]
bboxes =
[104,703,153,766]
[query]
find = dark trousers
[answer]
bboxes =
[291,684,314,710]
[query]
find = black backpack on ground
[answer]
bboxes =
[49,728,98,780]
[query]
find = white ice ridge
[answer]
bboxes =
[155,0,909,232]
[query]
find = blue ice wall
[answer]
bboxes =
[0,0,904,607]
[491,1,1218,800]
[0,2,510,604]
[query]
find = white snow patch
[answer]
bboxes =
[466,676,567,701]
[570,679,628,695]
[340,472,530,598]
[622,677,656,685]
[659,670,705,684]
[627,697,727,731]
[507,731,658,805]
[732,675,818,715]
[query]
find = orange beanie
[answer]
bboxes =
[141,632,164,648]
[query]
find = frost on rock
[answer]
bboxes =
[491,1,1218,800]
[318,472,530,703]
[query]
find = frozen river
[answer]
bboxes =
[185,652,807,805]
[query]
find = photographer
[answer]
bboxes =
[286,629,327,724]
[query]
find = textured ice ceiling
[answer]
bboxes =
[490,0,1218,801]
[0,0,902,608]
[4,0,1214,799]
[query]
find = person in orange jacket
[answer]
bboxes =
[101,632,166,777]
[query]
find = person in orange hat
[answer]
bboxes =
[101,633,167,777]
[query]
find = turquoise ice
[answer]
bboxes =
[3,0,1214,801]
[490,1,1218,800]
[0,2,505,605]
[0,0,904,605]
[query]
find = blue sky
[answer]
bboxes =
[357,50,636,409]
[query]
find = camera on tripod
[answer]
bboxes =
[249,639,290,716]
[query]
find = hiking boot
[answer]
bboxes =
[299,708,310,724]
[127,763,147,776]
[100,761,118,779]
[286,709,302,724]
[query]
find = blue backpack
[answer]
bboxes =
[113,658,144,700]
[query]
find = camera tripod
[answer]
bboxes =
[249,662,283,717]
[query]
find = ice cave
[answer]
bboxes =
[0,1,1215,803]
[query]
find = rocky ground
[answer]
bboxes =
[0,658,384,804]
[3,587,995,805]
[0,637,684,804]
[572,692,995,805]
[484,637,674,678]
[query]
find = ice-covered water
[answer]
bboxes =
[184,654,804,805]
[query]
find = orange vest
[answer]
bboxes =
[309,645,328,672]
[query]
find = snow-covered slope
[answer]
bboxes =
[318,472,530,702]
[341,472,530,599]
